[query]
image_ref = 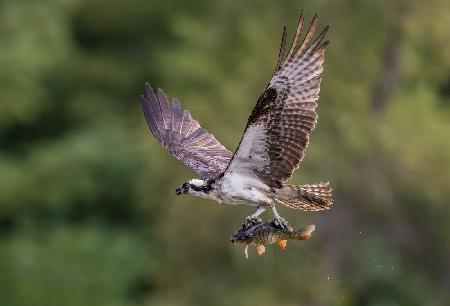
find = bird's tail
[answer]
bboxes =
[274,182,333,211]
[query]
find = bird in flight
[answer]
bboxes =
[141,11,333,227]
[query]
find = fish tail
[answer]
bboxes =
[294,224,316,240]
[275,182,333,211]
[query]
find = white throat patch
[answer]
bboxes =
[189,179,205,187]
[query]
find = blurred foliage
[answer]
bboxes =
[1,0,449,305]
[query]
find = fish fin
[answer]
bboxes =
[256,245,266,256]
[278,240,287,249]
[295,224,316,240]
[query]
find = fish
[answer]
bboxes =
[231,220,315,259]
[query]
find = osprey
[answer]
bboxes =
[141,11,333,227]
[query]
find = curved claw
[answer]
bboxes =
[270,203,288,229]
[246,216,263,226]
[273,217,288,229]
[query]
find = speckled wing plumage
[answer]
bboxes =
[141,84,233,179]
[225,11,329,188]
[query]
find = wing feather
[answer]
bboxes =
[156,88,171,129]
[286,10,304,60]
[171,98,183,141]
[295,13,319,58]
[275,25,287,72]
[141,84,232,179]
[224,12,329,187]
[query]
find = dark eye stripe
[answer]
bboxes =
[189,183,212,193]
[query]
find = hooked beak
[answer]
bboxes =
[175,185,188,195]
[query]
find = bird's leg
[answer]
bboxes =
[270,201,288,229]
[245,206,266,226]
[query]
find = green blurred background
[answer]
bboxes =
[1,0,449,305]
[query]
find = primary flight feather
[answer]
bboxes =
[141,11,333,227]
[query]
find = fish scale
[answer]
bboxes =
[231,220,315,258]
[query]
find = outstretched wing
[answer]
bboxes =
[225,11,329,188]
[141,84,233,179]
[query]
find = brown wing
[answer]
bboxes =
[224,11,329,187]
[141,84,233,179]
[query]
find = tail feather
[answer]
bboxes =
[275,182,333,211]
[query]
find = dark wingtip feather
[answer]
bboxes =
[295,12,319,57]
[156,87,170,107]
[140,93,161,139]
[275,25,288,72]
[308,24,330,54]
[144,82,153,96]
[312,12,319,20]
[286,9,305,61]
[171,98,183,139]
[156,87,171,129]
[316,41,330,53]
[145,83,153,96]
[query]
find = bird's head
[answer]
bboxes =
[175,179,208,195]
